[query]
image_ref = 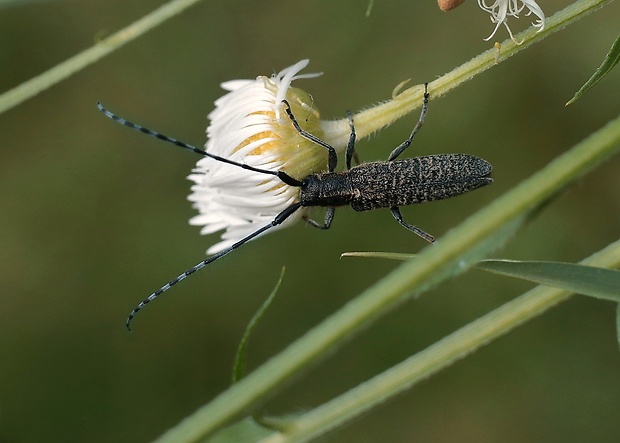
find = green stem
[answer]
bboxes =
[0,0,205,115]
[260,239,620,442]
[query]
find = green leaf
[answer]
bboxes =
[475,260,620,302]
[341,251,416,261]
[342,254,620,302]
[232,267,285,384]
[566,33,620,106]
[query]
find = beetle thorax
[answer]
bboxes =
[299,172,355,207]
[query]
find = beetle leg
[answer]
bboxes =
[390,207,435,243]
[303,207,335,230]
[387,83,430,162]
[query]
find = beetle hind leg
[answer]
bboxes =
[390,207,435,243]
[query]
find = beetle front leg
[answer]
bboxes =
[303,207,335,230]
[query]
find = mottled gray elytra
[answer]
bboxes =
[98,83,492,330]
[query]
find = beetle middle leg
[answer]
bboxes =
[387,83,430,162]
[390,207,435,243]
[303,207,335,230]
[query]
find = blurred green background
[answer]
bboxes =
[1,0,619,441]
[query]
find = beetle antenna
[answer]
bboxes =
[125,202,302,331]
[97,103,302,187]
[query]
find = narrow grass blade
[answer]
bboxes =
[475,259,620,302]
[232,267,285,384]
[566,33,620,106]
[343,254,620,303]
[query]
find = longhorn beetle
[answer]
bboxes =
[98,84,493,330]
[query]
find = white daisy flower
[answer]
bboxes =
[188,60,333,254]
[478,0,546,43]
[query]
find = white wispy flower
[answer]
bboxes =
[478,0,546,43]
[187,60,331,254]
